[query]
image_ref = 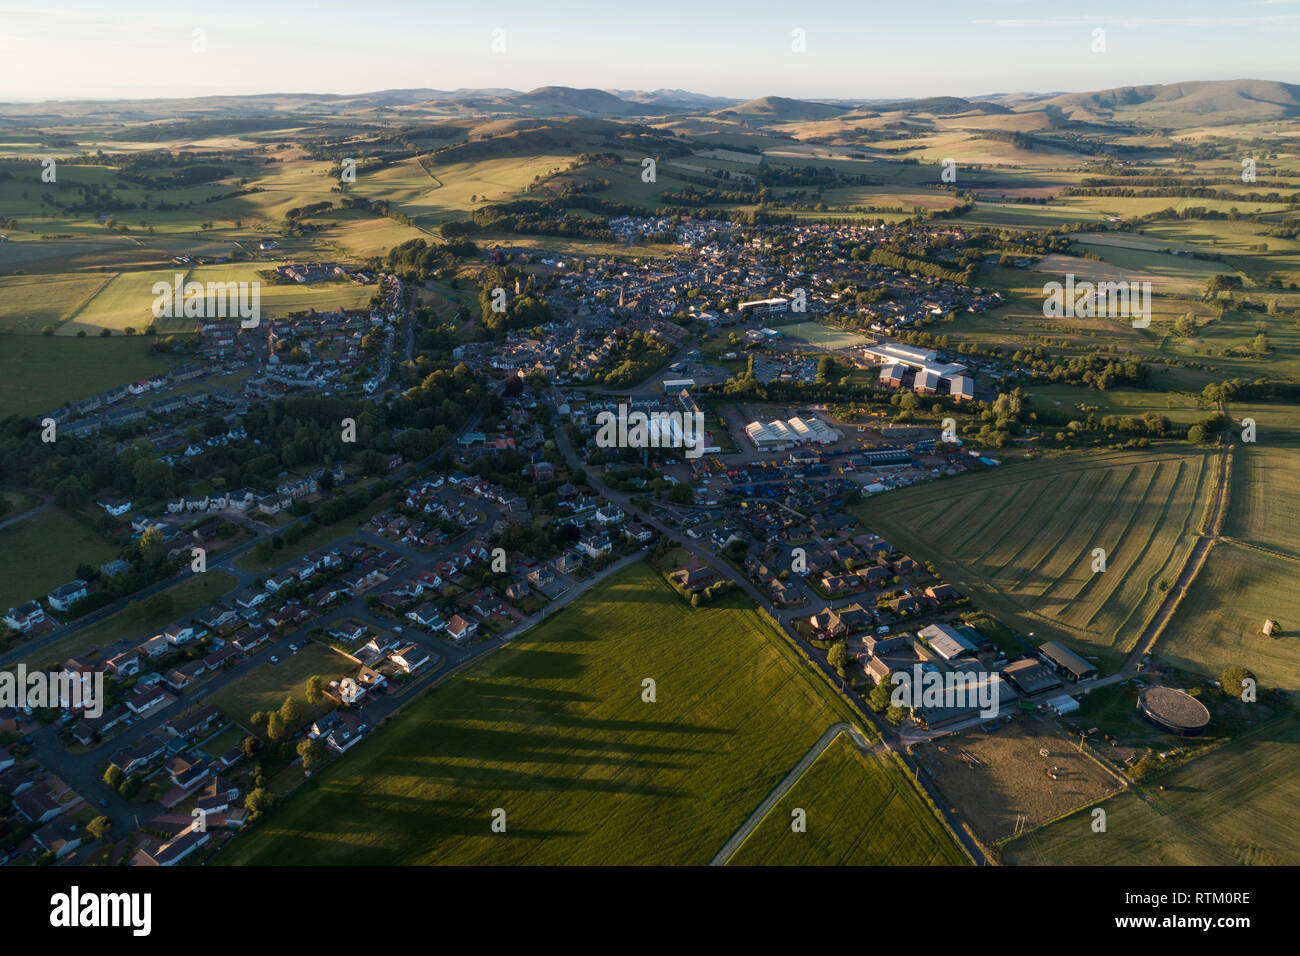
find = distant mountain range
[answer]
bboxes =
[2,79,1298,128]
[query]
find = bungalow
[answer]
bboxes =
[406,603,444,631]
[445,614,478,642]
[161,660,206,692]
[47,579,89,612]
[34,817,82,859]
[390,644,432,674]
[97,496,133,517]
[166,705,220,740]
[203,645,240,670]
[328,621,368,644]
[127,685,169,716]
[363,634,400,658]
[232,626,270,653]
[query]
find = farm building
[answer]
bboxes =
[1001,658,1063,697]
[919,622,977,662]
[1038,641,1098,683]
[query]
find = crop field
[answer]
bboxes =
[207,642,354,733]
[0,507,118,613]
[0,273,113,333]
[1157,541,1300,701]
[727,734,969,866]
[1225,404,1300,558]
[1003,716,1300,865]
[57,267,189,335]
[860,448,1217,663]
[217,562,961,865]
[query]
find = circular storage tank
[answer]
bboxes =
[1137,686,1211,736]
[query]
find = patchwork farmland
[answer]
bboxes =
[861,447,1219,664]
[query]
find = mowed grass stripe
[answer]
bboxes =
[219,562,960,865]
[1057,459,1166,626]
[967,468,1090,575]
[1014,465,1130,599]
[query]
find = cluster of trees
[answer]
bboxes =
[378,236,478,283]
[593,330,672,388]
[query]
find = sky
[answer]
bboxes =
[2,0,1300,102]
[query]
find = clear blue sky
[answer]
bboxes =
[2,0,1298,101]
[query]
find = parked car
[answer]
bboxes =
[269,655,279,664]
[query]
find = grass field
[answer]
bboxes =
[858,447,1218,664]
[1004,716,1300,865]
[779,320,871,350]
[207,642,353,733]
[0,334,179,417]
[0,273,113,333]
[218,562,961,865]
[1157,541,1300,700]
[0,507,118,612]
[727,733,969,866]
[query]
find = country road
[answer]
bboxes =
[709,722,873,865]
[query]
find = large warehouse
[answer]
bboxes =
[745,415,841,450]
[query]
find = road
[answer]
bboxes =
[709,721,873,865]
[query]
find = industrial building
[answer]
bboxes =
[745,415,841,450]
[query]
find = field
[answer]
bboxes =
[0,273,113,333]
[1223,403,1300,558]
[914,718,1122,847]
[859,447,1218,664]
[1157,541,1300,701]
[1004,717,1300,865]
[207,641,353,732]
[0,335,178,417]
[0,507,118,612]
[779,320,871,350]
[218,562,961,865]
[727,734,969,866]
